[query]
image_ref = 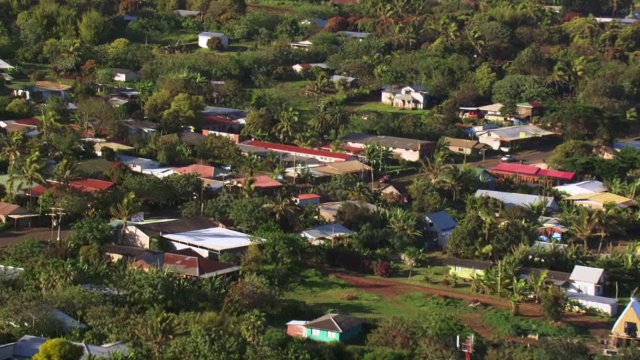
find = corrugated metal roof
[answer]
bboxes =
[475,190,557,209]
[425,211,458,231]
[246,140,354,160]
[569,265,604,284]
[554,180,607,196]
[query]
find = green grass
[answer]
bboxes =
[77,158,112,177]
[483,309,587,338]
[354,102,431,115]
[263,81,319,111]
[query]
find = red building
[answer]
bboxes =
[489,163,575,186]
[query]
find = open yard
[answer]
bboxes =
[352,102,431,115]
[286,269,606,345]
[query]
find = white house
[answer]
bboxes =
[424,211,458,247]
[112,68,140,82]
[381,85,427,110]
[117,155,160,173]
[341,133,434,162]
[198,32,229,49]
[290,40,313,50]
[476,124,558,152]
[568,265,606,296]
[292,63,329,73]
[299,223,354,245]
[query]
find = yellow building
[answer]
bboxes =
[611,296,640,347]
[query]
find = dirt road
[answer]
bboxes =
[331,272,612,342]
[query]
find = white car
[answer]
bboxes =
[501,155,516,162]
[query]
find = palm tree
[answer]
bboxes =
[262,190,300,226]
[274,107,301,143]
[388,208,422,239]
[10,152,46,208]
[53,158,79,186]
[436,166,465,201]
[509,277,530,315]
[110,192,140,237]
[39,110,62,141]
[529,269,549,304]
[421,151,452,184]
[134,310,178,360]
[0,132,26,174]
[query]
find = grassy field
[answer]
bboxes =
[286,269,588,341]
[354,102,431,115]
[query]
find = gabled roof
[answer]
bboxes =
[477,103,504,112]
[174,164,217,178]
[612,297,640,335]
[475,189,557,209]
[476,124,557,141]
[0,59,13,69]
[304,314,363,332]
[0,202,28,216]
[569,265,605,284]
[565,192,637,207]
[162,227,255,252]
[134,216,219,237]
[342,133,433,151]
[443,137,486,149]
[425,211,458,231]
[490,163,575,181]
[518,267,571,286]
[70,179,115,192]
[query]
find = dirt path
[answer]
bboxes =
[331,271,612,343]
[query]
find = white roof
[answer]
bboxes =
[286,320,308,326]
[476,124,556,140]
[331,75,356,83]
[142,167,176,178]
[299,223,354,240]
[554,180,607,197]
[163,227,256,251]
[478,103,504,112]
[569,265,604,284]
[199,32,227,38]
[0,59,13,69]
[475,190,557,210]
[118,155,159,168]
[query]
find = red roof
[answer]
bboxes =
[319,144,364,154]
[164,251,236,276]
[29,178,115,197]
[490,163,575,181]
[538,169,576,181]
[297,193,321,200]
[174,164,216,178]
[203,115,236,126]
[234,175,283,188]
[13,118,40,126]
[246,140,354,161]
[528,101,544,107]
[491,163,540,176]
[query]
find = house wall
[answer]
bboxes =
[198,35,229,49]
[297,198,320,206]
[612,306,639,338]
[449,266,484,280]
[381,91,394,105]
[571,298,617,315]
[286,325,307,338]
[568,281,601,296]
[306,325,362,343]
[448,145,473,155]
[122,226,151,248]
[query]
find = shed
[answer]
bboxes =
[304,314,364,343]
[443,258,492,279]
[198,32,229,49]
[424,211,458,247]
[568,265,606,296]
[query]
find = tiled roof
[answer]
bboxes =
[70,178,115,192]
[174,164,216,178]
[234,175,283,188]
[245,140,354,160]
[537,169,576,181]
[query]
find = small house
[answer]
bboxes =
[476,124,559,152]
[424,211,458,247]
[299,223,354,245]
[286,320,308,338]
[198,32,229,49]
[112,68,139,82]
[610,296,640,347]
[381,85,427,110]
[568,265,606,296]
[565,192,637,210]
[443,258,492,280]
[516,102,544,121]
[294,194,321,206]
[341,133,434,162]
[290,40,313,50]
[443,137,487,156]
[174,164,218,179]
[292,63,328,73]
[117,155,160,173]
[0,202,36,228]
[331,75,358,88]
[477,103,505,121]
[304,314,364,343]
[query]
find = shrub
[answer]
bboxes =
[373,261,395,277]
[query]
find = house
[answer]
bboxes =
[341,133,434,162]
[290,40,313,50]
[568,265,606,296]
[29,179,115,197]
[299,223,354,245]
[460,123,501,138]
[371,182,409,203]
[174,164,218,179]
[294,194,321,206]
[443,137,487,156]
[0,335,128,359]
[311,161,372,178]
[122,217,219,249]
[331,75,358,88]
[231,175,284,190]
[143,167,177,179]
[286,320,308,338]
[339,31,370,40]
[202,115,243,134]
[0,59,13,70]
[123,119,158,136]
[198,32,229,49]
[443,258,492,279]
[318,201,384,222]
[610,296,640,347]
[477,103,506,121]
[381,85,427,110]
[33,81,72,100]
[175,9,201,17]
[424,211,458,247]
[302,314,364,343]
[93,142,134,157]
[112,68,139,82]
[117,155,160,173]
[242,140,356,163]
[162,227,257,258]
[292,63,329,73]
[476,124,559,152]
[0,119,40,137]
[518,267,571,286]
[475,190,559,212]
[516,102,544,121]
[0,202,36,228]
[488,163,576,186]
[201,106,246,121]
[132,248,241,278]
[554,180,607,197]
[565,192,637,210]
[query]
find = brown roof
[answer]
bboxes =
[314,160,372,176]
[443,258,492,270]
[444,137,486,150]
[135,216,219,237]
[0,202,28,216]
[304,314,363,332]
[133,248,239,277]
[35,81,72,91]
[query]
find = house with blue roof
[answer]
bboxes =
[424,210,458,247]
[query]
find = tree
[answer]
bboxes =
[195,135,241,165]
[243,108,276,140]
[52,158,79,185]
[363,142,393,172]
[210,0,246,23]
[223,274,281,314]
[69,217,114,247]
[10,151,46,208]
[262,191,300,229]
[77,97,121,138]
[78,10,106,45]
[161,93,205,132]
[540,285,568,322]
[33,338,83,360]
[5,98,31,118]
[273,107,301,143]
[491,75,553,107]
[207,37,224,51]
[110,192,140,235]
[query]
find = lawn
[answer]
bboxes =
[354,102,431,115]
[5,63,74,90]
[263,81,319,111]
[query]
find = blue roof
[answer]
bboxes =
[425,211,458,231]
[614,141,640,150]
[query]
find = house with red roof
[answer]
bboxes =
[231,175,283,189]
[489,163,575,186]
[132,248,241,278]
[294,194,321,206]
[243,140,356,163]
[174,164,218,179]
[29,179,115,197]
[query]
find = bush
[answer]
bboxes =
[373,261,395,277]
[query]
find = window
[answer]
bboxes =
[624,322,637,338]
[328,332,337,339]
[457,148,464,152]
[311,329,320,336]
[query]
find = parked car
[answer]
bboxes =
[501,154,516,162]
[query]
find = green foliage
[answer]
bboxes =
[33,338,84,360]
[540,285,568,322]
[69,217,114,247]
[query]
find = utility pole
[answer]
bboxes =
[457,334,475,360]
[47,207,65,242]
